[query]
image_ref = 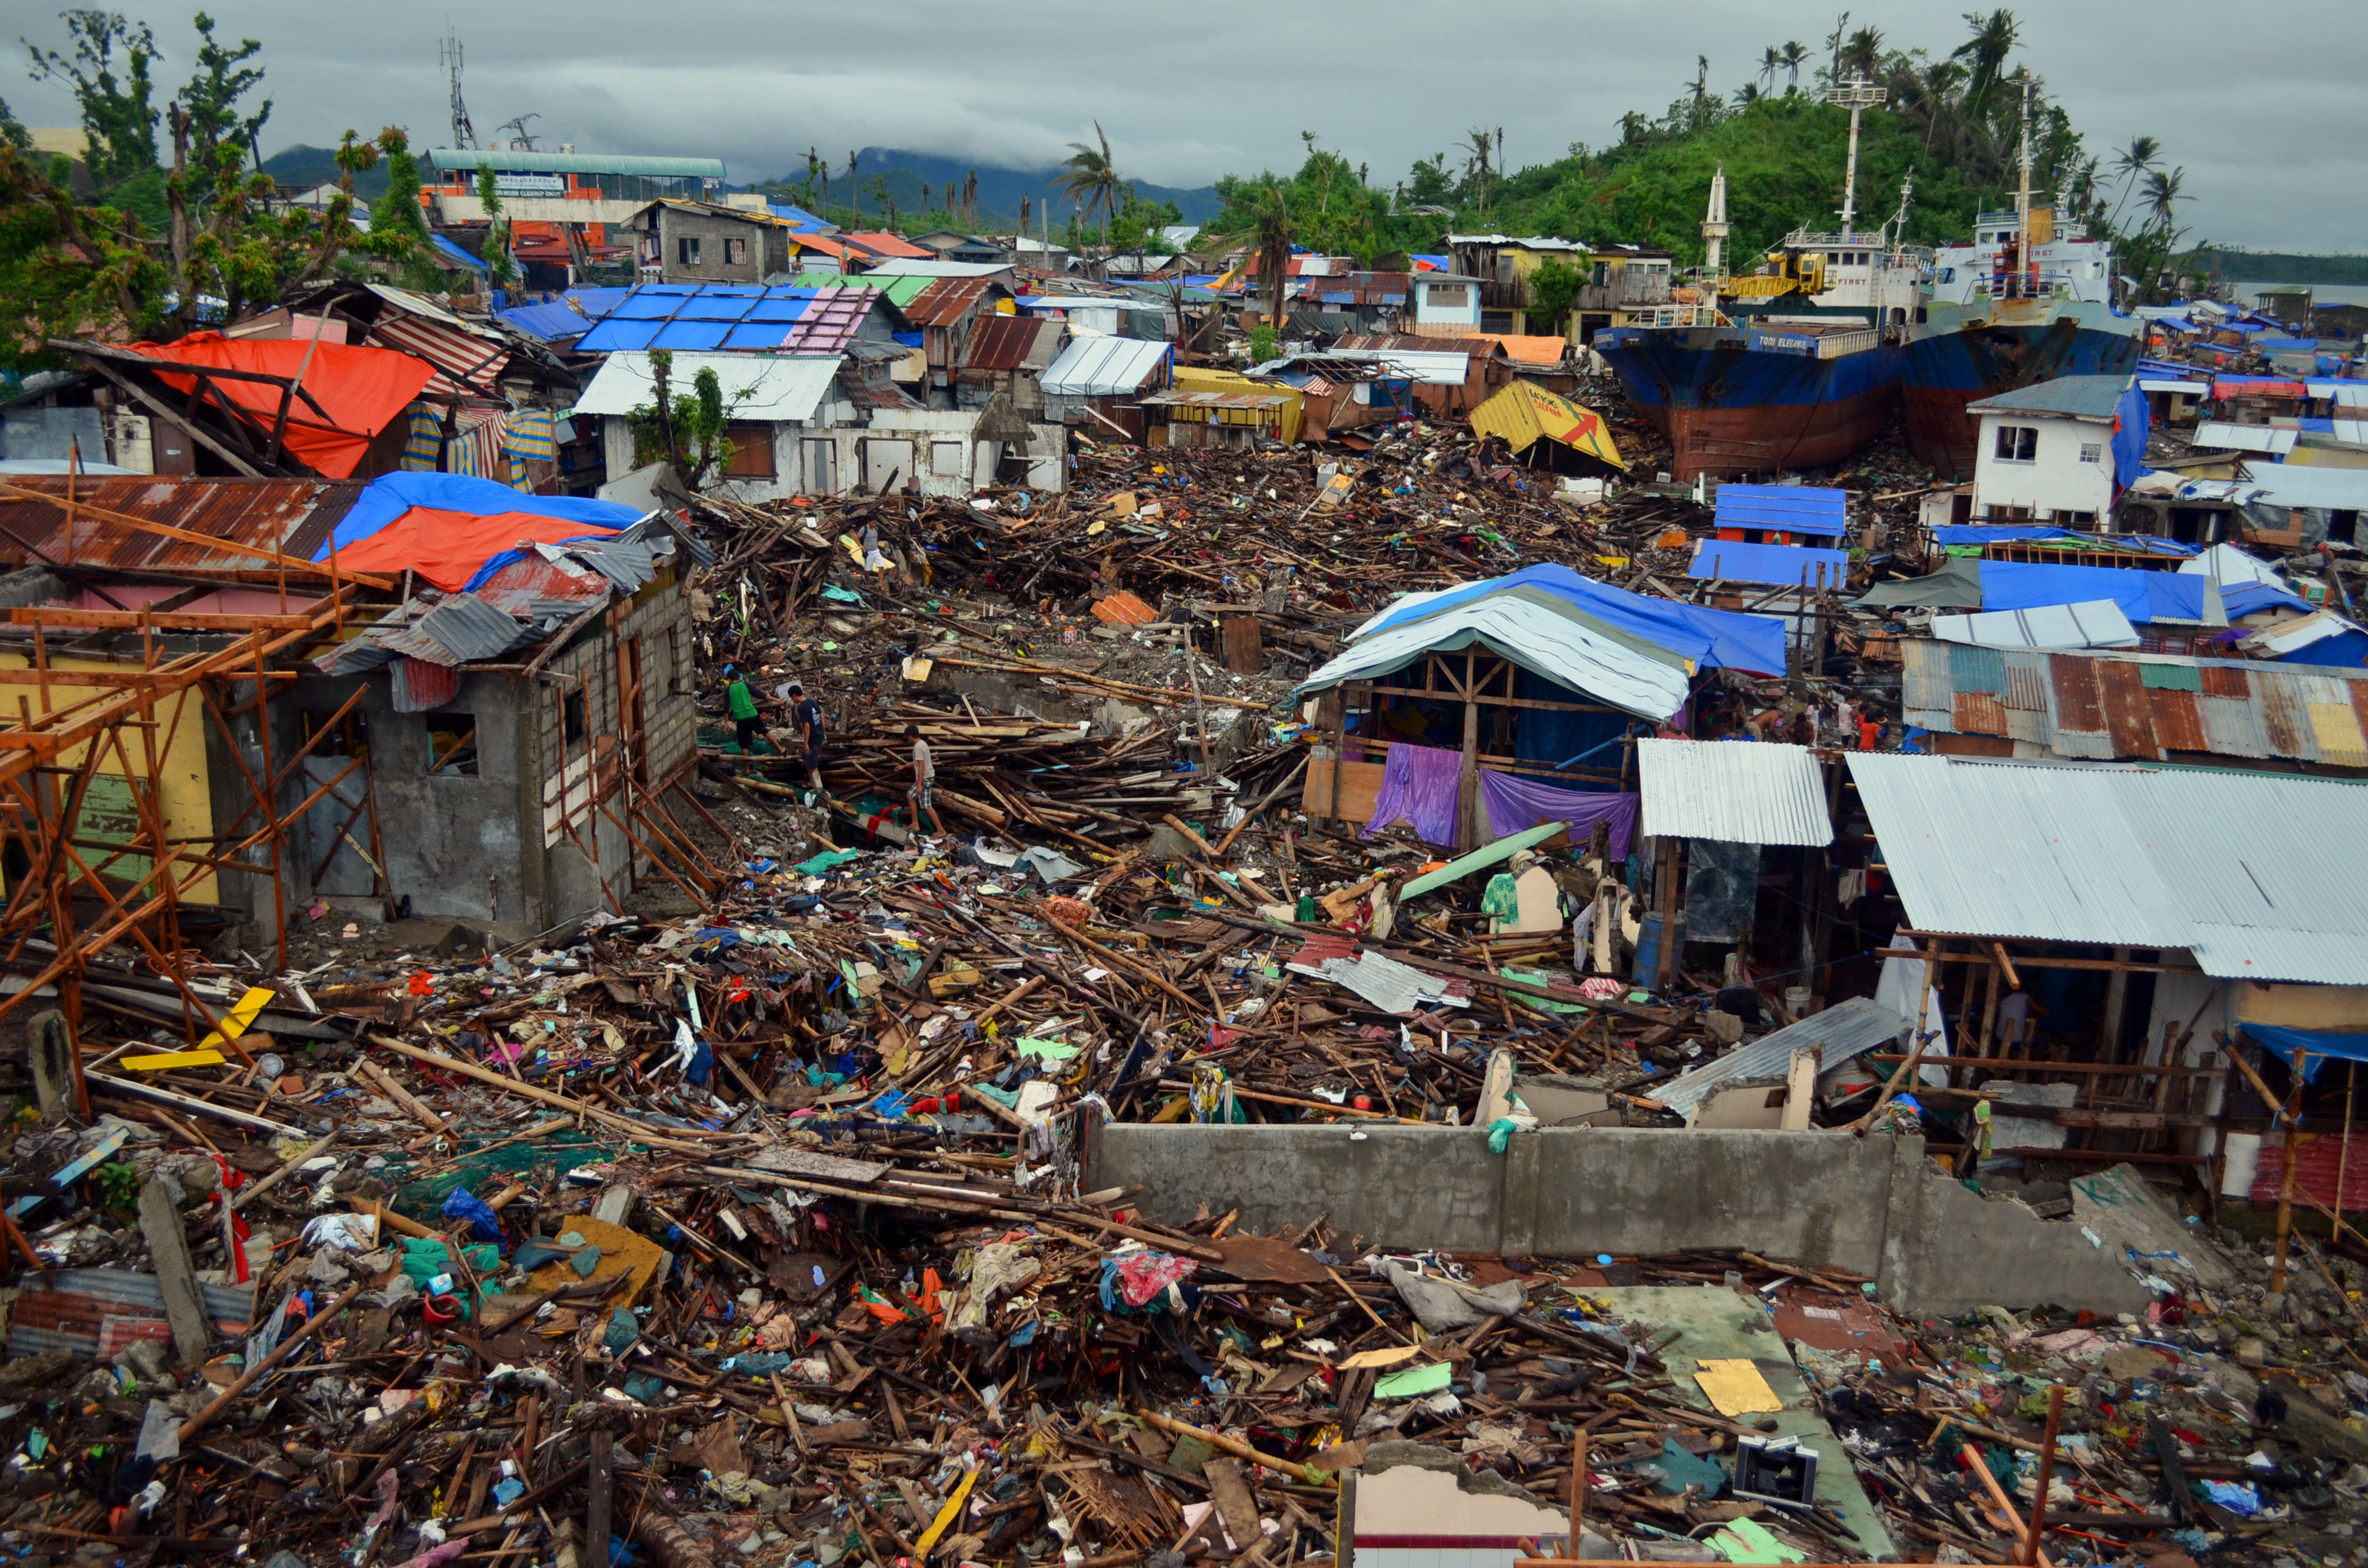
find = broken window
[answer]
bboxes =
[426,714,479,776]
[1425,284,1468,309]
[724,236,748,266]
[562,687,588,744]
[724,423,777,478]
[1994,425,2038,462]
[677,235,701,265]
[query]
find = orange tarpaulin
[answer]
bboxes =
[120,333,437,478]
[329,507,620,592]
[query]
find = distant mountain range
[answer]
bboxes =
[257,142,1223,236]
[261,144,392,199]
[753,147,1222,232]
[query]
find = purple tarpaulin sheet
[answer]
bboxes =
[1362,742,1462,845]
[1479,772,1640,858]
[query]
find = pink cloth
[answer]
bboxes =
[1362,742,1462,845]
[1478,772,1640,858]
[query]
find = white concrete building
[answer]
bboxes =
[1967,375,2134,525]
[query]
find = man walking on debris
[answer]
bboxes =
[907,723,945,838]
[724,664,761,752]
[789,681,826,790]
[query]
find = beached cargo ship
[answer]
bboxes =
[1595,319,1906,480]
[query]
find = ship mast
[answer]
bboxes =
[1702,165,1729,279]
[1827,72,1887,241]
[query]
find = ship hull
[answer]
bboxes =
[1902,311,2141,477]
[1596,327,1905,480]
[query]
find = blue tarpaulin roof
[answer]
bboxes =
[2245,1022,2368,1083]
[1977,560,2306,625]
[495,300,595,341]
[318,473,645,591]
[577,284,829,352]
[1689,539,1850,587]
[1713,483,1846,536]
[431,234,490,272]
[1358,563,1787,676]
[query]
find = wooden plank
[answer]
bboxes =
[1303,757,1385,823]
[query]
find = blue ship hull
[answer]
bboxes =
[1595,325,1906,480]
[1902,307,2142,477]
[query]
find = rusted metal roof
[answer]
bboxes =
[0,476,361,573]
[901,278,996,329]
[1900,638,2368,768]
[959,315,1060,377]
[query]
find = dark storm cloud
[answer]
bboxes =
[8,0,2359,248]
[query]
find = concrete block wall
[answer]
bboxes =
[1088,1123,2150,1318]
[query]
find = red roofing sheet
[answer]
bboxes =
[2094,658,2158,758]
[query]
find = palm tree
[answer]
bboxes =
[1916,58,1967,152]
[1245,183,1295,330]
[1952,8,2021,119]
[1734,83,1763,109]
[1780,40,1809,92]
[1759,45,1782,92]
[1461,126,1494,213]
[1683,55,1712,129]
[1842,25,1884,79]
[2107,135,2161,232]
[1055,121,1122,265]
[2142,165,2184,233]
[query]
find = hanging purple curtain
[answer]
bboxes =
[1479,771,1640,859]
[1361,742,1463,845]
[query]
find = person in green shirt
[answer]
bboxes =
[725,666,761,751]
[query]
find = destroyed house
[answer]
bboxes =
[1296,564,1786,849]
[902,278,1017,402]
[954,314,1065,416]
[0,472,707,943]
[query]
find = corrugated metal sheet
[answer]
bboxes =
[366,314,507,395]
[960,314,1060,375]
[777,286,881,354]
[0,475,360,570]
[1930,600,2138,650]
[1636,739,1833,846]
[2194,421,2298,454]
[574,352,843,422]
[1846,753,2368,984]
[1647,997,1907,1123]
[1040,336,1172,397]
[901,277,996,329]
[1281,933,1471,1016]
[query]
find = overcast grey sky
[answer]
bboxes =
[7,0,2362,252]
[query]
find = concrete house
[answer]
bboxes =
[1408,273,1485,336]
[1969,375,2146,525]
[624,200,796,284]
[577,351,859,503]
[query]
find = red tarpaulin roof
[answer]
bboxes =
[121,333,436,478]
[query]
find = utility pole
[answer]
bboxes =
[1825,72,1886,240]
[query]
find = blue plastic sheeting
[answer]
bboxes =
[1934,524,2196,555]
[1976,562,2306,625]
[768,203,830,230]
[577,284,832,353]
[2111,380,2150,493]
[495,301,594,341]
[1361,564,1788,675]
[2273,628,2368,669]
[317,472,645,560]
[1712,483,1847,536]
[1688,539,1850,587]
[431,234,490,272]
[2244,1022,2368,1082]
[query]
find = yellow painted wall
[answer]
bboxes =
[1171,366,1304,445]
[0,657,218,904]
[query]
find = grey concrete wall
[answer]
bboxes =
[1089,1123,2150,1318]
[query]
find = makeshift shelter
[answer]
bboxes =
[1297,566,1779,847]
[1633,739,1836,984]
[311,472,643,592]
[1467,380,1624,471]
